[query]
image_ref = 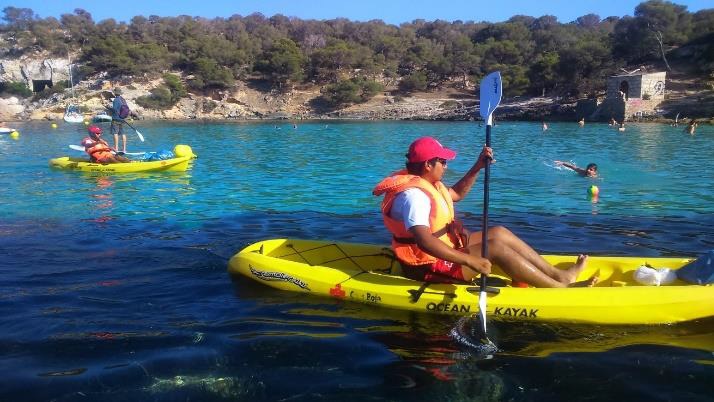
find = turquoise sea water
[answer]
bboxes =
[0,120,712,401]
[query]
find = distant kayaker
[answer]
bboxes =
[106,87,138,154]
[81,125,129,164]
[578,117,585,127]
[542,121,548,131]
[373,136,598,288]
[554,161,598,177]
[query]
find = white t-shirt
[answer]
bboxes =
[389,188,449,229]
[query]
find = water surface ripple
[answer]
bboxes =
[0,121,712,401]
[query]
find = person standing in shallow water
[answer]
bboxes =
[107,87,138,154]
[685,120,698,135]
[372,136,598,288]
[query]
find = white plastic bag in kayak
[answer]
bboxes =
[633,265,677,286]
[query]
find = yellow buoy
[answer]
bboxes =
[51,123,58,129]
[84,120,89,125]
[173,144,196,158]
[10,131,20,139]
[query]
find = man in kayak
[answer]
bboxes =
[554,161,598,177]
[373,136,597,287]
[81,125,129,164]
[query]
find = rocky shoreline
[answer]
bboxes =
[1,56,710,124]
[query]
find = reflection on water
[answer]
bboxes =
[87,176,115,222]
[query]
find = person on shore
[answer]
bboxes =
[554,161,598,177]
[372,136,598,288]
[107,88,138,154]
[81,125,129,164]
[685,120,698,135]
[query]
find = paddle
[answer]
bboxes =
[122,119,145,142]
[104,105,145,142]
[68,144,145,156]
[477,71,503,342]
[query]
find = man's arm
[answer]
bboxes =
[449,145,492,202]
[555,161,586,175]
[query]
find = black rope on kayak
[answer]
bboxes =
[284,243,396,274]
[332,243,367,271]
[285,243,315,265]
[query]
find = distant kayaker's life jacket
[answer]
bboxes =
[373,170,463,266]
[82,137,113,161]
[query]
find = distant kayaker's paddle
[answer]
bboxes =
[68,144,145,156]
[477,71,503,343]
[122,119,145,142]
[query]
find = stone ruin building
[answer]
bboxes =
[591,71,667,122]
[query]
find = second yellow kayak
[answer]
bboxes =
[49,144,196,173]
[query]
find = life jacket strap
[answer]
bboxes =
[393,224,450,244]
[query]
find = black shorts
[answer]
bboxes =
[111,120,125,135]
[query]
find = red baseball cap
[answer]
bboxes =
[88,125,102,135]
[406,136,456,163]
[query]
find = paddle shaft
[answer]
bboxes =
[477,122,492,337]
[68,144,145,156]
[121,119,144,141]
[480,124,492,262]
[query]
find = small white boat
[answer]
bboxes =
[92,112,112,123]
[63,55,85,124]
[63,104,84,123]
[0,127,16,134]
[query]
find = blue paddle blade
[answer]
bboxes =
[479,71,503,122]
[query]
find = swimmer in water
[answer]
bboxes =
[554,161,598,177]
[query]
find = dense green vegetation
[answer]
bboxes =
[0,80,33,97]
[135,74,187,109]
[1,1,712,107]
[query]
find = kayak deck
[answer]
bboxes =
[228,238,714,325]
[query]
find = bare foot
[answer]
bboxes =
[568,275,599,287]
[560,254,589,284]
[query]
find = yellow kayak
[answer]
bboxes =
[49,144,196,173]
[228,238,714,325]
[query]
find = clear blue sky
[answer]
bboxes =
[0,0,710,25]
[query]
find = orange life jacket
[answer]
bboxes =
[373,169,461,265]
[83,137,113,162]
